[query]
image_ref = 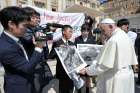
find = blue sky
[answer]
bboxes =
[98,0,108,4]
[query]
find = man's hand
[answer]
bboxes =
[33,32,46,48]
[133,65,139,73]
[79,68,86,75]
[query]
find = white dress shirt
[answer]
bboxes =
[127,31,137,45]
[62,37,71,45]
[82,37,88,42]
[0,24,3,36]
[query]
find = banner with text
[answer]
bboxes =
[22,5,85,41]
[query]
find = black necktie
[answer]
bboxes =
[66,40,69,46]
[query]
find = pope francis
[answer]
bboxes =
[79,18,138,93]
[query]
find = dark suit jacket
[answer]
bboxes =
[135,36,140,80]
[49,39,75,79]
[75,35,95,44]
[20,27,50,60]
[20,28,53,93]
[0,33,43,93]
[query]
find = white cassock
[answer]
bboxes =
[86,28,138,93]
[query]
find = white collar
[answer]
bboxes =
[4,31,19,42]
[62,37,69,43]
[106,28,118,41]
[111,27,120,36]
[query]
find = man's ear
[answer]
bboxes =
[8,21,15,29]
[62,31,65,35]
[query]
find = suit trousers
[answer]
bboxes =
[59,78,74,93]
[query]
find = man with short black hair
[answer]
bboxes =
[75,24,95,93]
[0,6,45,93]
[75,24,95,44]
[49,25,75,93]
[21,7,53,93]
[117,18,137,45]
[117,18,130,32]
[21,7,42,58]
[117,19,139,84]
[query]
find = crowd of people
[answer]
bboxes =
[0,6,139,93]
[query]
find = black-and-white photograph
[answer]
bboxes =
[55,46,87,89]
[55,46,87,74]
[77,44,103,65]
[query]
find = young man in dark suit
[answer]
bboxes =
[49,25,75,93]
[75,24,96,93]
[0,6,45,93]
[21,7,53,93]
[75,24,95,44]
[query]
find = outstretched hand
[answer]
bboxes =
[79,68,86,75]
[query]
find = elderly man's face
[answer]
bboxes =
[100,24,113,38]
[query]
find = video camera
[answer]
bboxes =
[33,23,64,41]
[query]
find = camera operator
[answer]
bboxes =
[21,7,41,58]
[21,7,53,93]
[0,6,47,93]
